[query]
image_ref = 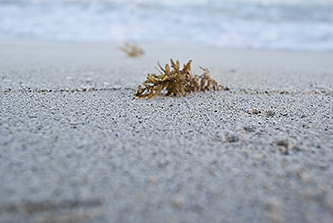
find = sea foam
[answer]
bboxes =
[0,0,332,51]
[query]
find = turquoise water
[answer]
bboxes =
[1,0,333,50]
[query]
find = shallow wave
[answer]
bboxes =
[0,0,332,50]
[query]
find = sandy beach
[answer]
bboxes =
[0,41,333,223]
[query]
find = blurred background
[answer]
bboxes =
[0,0,332,51]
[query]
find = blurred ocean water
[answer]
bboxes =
[0,0,333,51]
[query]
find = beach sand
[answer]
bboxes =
[0,41,333,223]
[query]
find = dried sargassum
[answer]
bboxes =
[119,42,145,58]
[134,59,225,99]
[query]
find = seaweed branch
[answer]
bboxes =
[134,59,226,99]
[119,43,145,58]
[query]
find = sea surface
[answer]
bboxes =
[1,0,333,51]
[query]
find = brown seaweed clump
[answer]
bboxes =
[134,59,223,99]
[119,43,145,58]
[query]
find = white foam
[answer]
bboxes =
[0,0,332,51]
